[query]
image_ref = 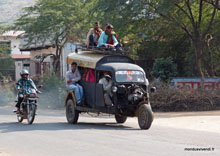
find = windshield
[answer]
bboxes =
[115,71,145,83]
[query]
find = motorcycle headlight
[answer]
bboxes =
[19,94,23,98]
[112,86,118,93]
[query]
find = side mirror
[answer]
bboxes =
[150,87,156,93]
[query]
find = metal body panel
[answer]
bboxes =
[67,51,134,69]
[80,81,95,107]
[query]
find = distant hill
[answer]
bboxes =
[0,0,35,24]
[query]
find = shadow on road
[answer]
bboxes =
[0,121,139,133]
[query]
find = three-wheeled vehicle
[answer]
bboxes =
[65,50,154,129]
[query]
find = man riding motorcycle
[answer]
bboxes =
[15,69,41,113]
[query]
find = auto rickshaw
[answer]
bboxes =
[65,50,154,129]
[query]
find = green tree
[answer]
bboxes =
[151,57,178,82]
[92,0,220,78]
[0,24,10,57]
[15,0,88,74]
[147,0,220,78]
[0,24,14,80]
[0,57,15,80]
[90,0,152,45]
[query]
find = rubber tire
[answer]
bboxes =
[27,104,36,124]
[66,99,79,124]
[138,104,153,130]
[115,114,127,123]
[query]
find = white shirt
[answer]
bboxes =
[99,77,112,96]
[66,68,81,86]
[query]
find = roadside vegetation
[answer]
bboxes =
[0,0,219,111]
[32,73,66,109]
[14,0,220,77]
[0,82,16,106]
[150,81,220,112]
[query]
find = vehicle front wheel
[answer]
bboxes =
[138,104,153,130]
[115,114,127,123]
[27,104,36,124]
[66,99,79,124]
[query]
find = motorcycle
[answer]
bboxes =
[14,86,41,124]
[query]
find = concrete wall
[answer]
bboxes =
[29,47,56,76]
[0,36,29,55]
[170,77,220,90]
[15,60,31,81]
[61,42,79,80]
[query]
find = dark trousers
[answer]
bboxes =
[89,34,97,47]
[99,43,123,51]
[16,97,23,108]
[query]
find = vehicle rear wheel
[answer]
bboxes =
[66,99,79,124]
[27,104,36,124]
[138,104,153,130]
[115,114,127,123]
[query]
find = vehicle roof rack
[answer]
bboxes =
[76,44,130,56]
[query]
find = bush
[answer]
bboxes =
[38,73,66,109]
[0,57,15,80]
[150,80,220,112]
[0,82,16,106]
[151,57,177,82]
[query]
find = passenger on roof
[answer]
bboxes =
[104,23,118,45]
[85,21,103,48]
[97,24,122,52]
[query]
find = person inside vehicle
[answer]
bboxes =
[15,69,41,113]
[98,72,113,107]
[97,24,122,51]
[86,68,95,82]
[85,21,103,48]
[66,62,83,104]
[81,68,88,81]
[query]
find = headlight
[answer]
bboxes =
[112,86,118,93]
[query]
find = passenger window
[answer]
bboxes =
[97,71,112,83]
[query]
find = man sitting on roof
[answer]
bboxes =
[66,62,83,104]
[97,24,122,52]
[85,21,103,48]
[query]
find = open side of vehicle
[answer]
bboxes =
[65,51,154,130]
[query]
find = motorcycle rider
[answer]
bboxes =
[15,69,41,113]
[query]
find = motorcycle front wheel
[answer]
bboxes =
[27,104,36,124]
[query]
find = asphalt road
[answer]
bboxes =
[0,106,220,156]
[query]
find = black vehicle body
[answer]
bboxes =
[65,51,154,129]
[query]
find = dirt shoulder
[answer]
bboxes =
[153,111,220,133]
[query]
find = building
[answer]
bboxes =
[0,31,30,81]
[19,38,79,79]
[19,39,56,77]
